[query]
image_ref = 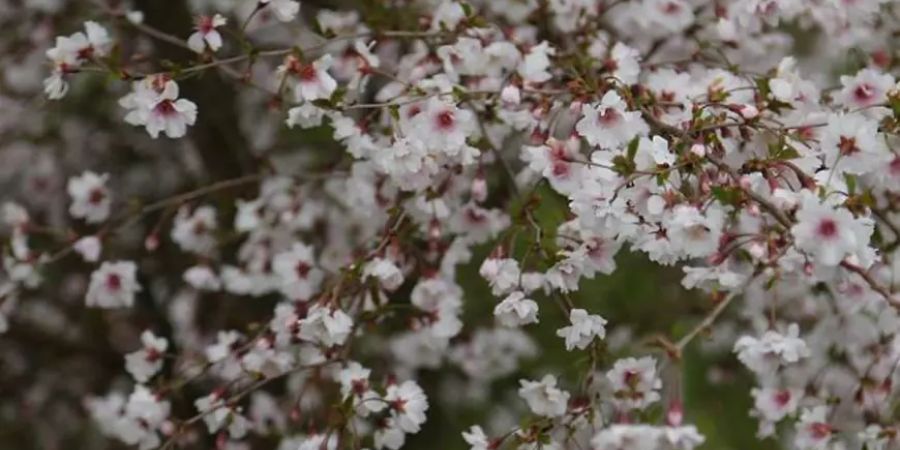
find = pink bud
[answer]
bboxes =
[428,219,441,240]
[738,104,759,119]
[748,242,766,259]
[666,400,684,426]
[144,233,160,251]
[501,85,521,105]
[471,173,488,203]
[690,143,706,157]
[216,432,227,450]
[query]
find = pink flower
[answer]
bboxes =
[280,54,338,102]
[187,14,227,54]
[119,75,198,138]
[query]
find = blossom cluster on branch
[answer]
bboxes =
[3,0,900,449]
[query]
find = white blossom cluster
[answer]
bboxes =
[1,0,900,449]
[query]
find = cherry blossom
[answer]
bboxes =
[67,171,111,223]
[576,91,648,149]
[518,375,570,417]
[124,330,168,383]
[493,291,539,327]
[119,75,198,138]
[187,14,227,54]
[556,308,607,351]
[606,356,662,411]
[85,261,141,308]
[15,2,900,450]
[261,0,301,22]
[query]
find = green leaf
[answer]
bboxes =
[626,136,640,162]
[711,186,741,206]
[845,173,857,196]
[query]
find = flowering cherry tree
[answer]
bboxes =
[3,0,900,449]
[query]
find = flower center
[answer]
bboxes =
[552,160,570,177]
[838,136,859,156]
[817,218,838,238]
[436,111,455,130]
[599,108,620,125]
[853,83,874,103]
[810,422,832,439]
[890,156,900,175]
[77,46,94,60]
[663,1,682,13]
[106,273,122,291]
[295,261,311,278]
[198,16,214,33]
[774,389,792,407]
[89,187,106,205]
[154,99,177,117]
[298,64,318,82]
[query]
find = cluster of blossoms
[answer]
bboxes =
[2,0,900,449]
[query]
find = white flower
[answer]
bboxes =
[183,265,222,291]
[576,91,648,149]
[187,14,227,54]
[751,387,801,428]
[44,73,68,100]
[634,135,676,171]
[375,419,406,450]
[206,330,242,363]
[518,375,569,417]
[591,424,661,450]
[279,54,338,102]
[432,0,466,30]
[859,425,899,450]
[338,362,385,416]
[606,356,661,410]
[478,257,521,296]
[408,97,478,161]
[607,42,641,85]
[298,304,353,347]
[43,21,112,99]
[363,257,404,291]
[125,330,168,383]
[272,242,324,300]
[836,68,894,111]
[286,103,326,128]
[494,291,539,327]
[462,425,490,450]
[298,433,338,450]
[86,261,141,308]
[73,235,102,262]
[663,425,706,450]
[794,406,833,450]
[734,323,810,375]
[556,308,607,350]
[194,392,251,439]
[262,0,300,22]
[171,205,218,255]
[522,137,586,194]
[820,113,889,175]
[517,41,555,84]
[665,205,725,258]
[119,75,198,139]
[241,339,293,377]
[67,171,111,223]
[790,193,873,267]
[384,380,429,433]
[122,385,170,447]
